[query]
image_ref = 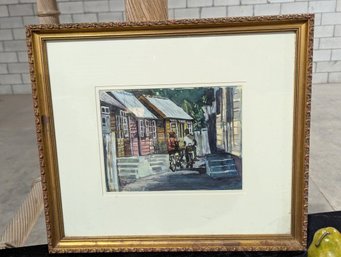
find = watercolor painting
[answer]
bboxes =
[99,86,242,191]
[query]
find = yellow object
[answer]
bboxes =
[308,227,341,257]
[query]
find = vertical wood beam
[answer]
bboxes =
[36,0,60,24]
[125,0,168,22]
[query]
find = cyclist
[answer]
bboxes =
[184,129,197,168]
[168,131,179,154]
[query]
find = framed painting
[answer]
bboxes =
[27,14,313,253]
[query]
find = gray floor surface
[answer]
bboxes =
[0,85,340,246]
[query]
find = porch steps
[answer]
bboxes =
[117,154,169,181]
[117,157,139,163]
[206,154,239,178]
[117,158,139,181]
[149,154,169,173]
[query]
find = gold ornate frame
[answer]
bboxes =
[27,14,313,253]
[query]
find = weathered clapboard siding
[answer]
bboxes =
[157,126,165,144]
[216,113,224,150]
[129,117,139,156]
[124,138,131,156]
[215,87,242,157]
[110,112,124,157]
[164,120,173,147]
[140,138,154,156]
[109,91,158,158]
[131,141,139,156]
[116,138,125,157]
[165,120,170,132]
[155,123,167,153]
[110,112,116,131]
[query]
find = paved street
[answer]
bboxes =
[121,169,242,191]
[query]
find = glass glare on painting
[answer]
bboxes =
[99,86,242,192]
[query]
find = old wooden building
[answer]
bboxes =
[215,87,242,157]
[139,95,193,152]
[99,92,126,191]
[100,91,169,188]
[109,91,158,157]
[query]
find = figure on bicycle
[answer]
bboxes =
[168,131,182,171]
[168,131,179,154]
[183,129,197,168]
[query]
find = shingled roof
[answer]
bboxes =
[142,96,193,120]
[100,92,126,109]
[110,91,157,119]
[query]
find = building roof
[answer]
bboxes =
[100,92,126,109]
[111,91,157,119]
[144,96,193,120]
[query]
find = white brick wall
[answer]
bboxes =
[8,63,29,73]
[98,12,123,22]
[174,8,200,18]
[8,4,34,16]
[0,0,340,94]
[72,13,97,22]
[228,5,253,16]
[329,72,341,82]
[308,1,336,13]
[316,61,341,72]
[214,0,240,6]
[0,29,13,40]
[0,64,7,74]
[314,25,334,38]
[58,2,84,14]
[332,49,341,60]
[268,0,294,3]
[337,0,341,12]
[335,25,341,36]
[314,50,332,62]
[312,72,328,84]
[0,74,22,84]
[109,0,125,12]
[0,17,23,28]
[242,0,267,5]
[0,0,125,94]
[169,0,186,9]
[322,13,341,25]
[0,6,9,17]
[320,37,341,49]
[0,52,17,63]
[201,6,226,17]
[254,4,280,16]
[281,2,308,14]
[84,1,109,13]
[188,0,213,7]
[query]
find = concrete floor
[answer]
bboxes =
[0,85,340,246]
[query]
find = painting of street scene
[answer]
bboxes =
[99,86,242,192]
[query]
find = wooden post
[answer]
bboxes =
[125,0,168,22]
[36,0,60,24]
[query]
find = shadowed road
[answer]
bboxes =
[121,170,242,191]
